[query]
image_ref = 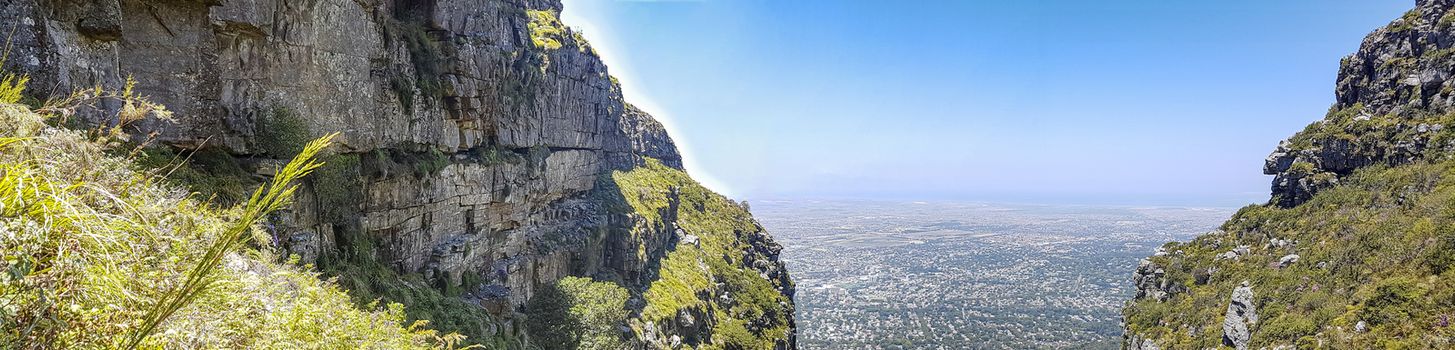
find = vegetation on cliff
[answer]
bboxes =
[527,9,567,51]
[599,158,795,349]
[1125,156,1455,348]
[2,0,796,347]
[526,276,632,349]
[518,158,794,349]
[0,102,476,348]
[1124,2,1455,348]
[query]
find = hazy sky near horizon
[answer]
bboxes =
[561,0,1409,206]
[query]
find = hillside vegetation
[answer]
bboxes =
[1123,1,1455,348]
[601,159,795,349]
[1125,157,1455,348]
[0,98,469,348]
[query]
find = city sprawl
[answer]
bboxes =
[755,200,1231,349]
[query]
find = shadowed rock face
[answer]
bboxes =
[0,0,791,347]
[623,103,684,170]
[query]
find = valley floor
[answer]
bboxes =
[755,199,1231,349]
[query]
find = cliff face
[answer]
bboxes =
[1265,0,1455,207]
[0,0,794,348]
[1125,0,1455,348]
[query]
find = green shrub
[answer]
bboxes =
[1260,315,1318,341]
[1393,10,1421,32]
[0,72,25,104]
[526,10,566,50]
[526,277,631,350]
[401,23,446,101]
[1359,276,1429,326]
[313,153,363,223]
[469,144,525,165]
[258,106,312,158]
[391,72,417,111]
[133,146,258,206]
[415,148,449,175]
[1425,233,1455,274]
[322,256,521,349]
[362,147,453,179]
[124,133,334,349]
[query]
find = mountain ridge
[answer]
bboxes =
[1125,0,1455,348]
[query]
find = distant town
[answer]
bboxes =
[755,200,1232,349]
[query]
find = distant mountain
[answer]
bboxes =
[1123,0,1455,348]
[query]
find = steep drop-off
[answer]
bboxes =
[0,0,794,348]
[1125,0,1455,348]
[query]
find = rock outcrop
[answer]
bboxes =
[1124,335,1161,350]
[1131,258,1181,302]
[1264,0,1455,207]
[622,103,684,170]
[0,0,794,347]
[1221,282,1257,350]
[1124,1,1455,348]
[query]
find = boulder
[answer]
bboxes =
[1222,282,1258,350]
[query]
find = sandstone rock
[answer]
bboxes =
[621,104,684,170]
[1222,282,1258,350]
[1263,141,1296,174]
[1277,254,1300,268]
[1132,259,1184,301]
[1216,251,1238,260]
[1124,333,1161,350]
[1217,245,1252,261]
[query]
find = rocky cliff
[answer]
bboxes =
[1125,0,1455,348]
[1265,0,1455,208]
[0,0,794,348]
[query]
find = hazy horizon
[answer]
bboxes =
[563,0,1408,206]
[746,193,1257,210]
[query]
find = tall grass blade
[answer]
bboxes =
[123,133,337,349]
[1,24,27,105]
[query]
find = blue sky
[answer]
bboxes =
[561,0,1410,206]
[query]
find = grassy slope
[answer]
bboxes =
[601,158,793,349]
[0,104,458,349]
[1124,109,1455,348]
